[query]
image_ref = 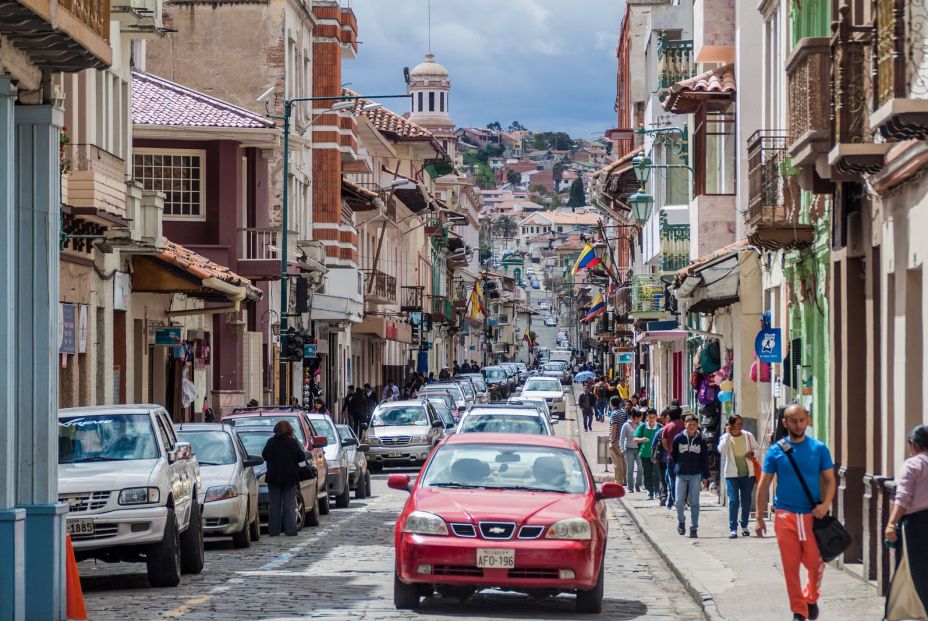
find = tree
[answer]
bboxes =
[486,121,503,132]
[476,163,496,190]
[531,131,574,151]
[506,169,521,187]
[495,215,516,239]
[552,160,567,188]
[567,178,585,208]
[508,121,527,132]
[549,193,563,210]
[462,150,481,167]
[529,183,549,195]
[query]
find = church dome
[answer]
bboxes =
[410,53,449,79]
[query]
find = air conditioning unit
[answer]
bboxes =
[113,182,163,251]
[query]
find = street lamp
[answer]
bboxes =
[628,189,655,225]
[631,154,653,184]
[262,89,411,405]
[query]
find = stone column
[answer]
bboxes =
[14,103,67,621]
[0,77,25,621]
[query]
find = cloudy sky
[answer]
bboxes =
[343,0,626,138]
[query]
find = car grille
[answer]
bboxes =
[517,525,544,539]
[71,523,119,542]
[380,436,410,446]
[434,565,483,577]
[450,523,477,538]
[60,491,110,513]
[478,521,516,540]
[508,568,559,579]
[205,518,230,528]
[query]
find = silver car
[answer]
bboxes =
[335,425,371,500]
[306,412,352,509]
[456,406,554,435]
[457,373,490,403]
[364,400,444,471]
[177,423,262,548]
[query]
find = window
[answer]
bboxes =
[429,91,435,112]
[440,92,445,112]
[695,103,736,196]
[417,91,423,112]
[133,149,205,218]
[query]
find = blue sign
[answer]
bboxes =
[303,344,317,358]
[617,352,634,364]
[154,327,183,347]
[755,328,782,363]
[60,303,76,354]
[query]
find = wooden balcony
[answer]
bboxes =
[0,0,112,73]
[658,38,695,94]
[363,269,397,305]
[430,295,453,325]
[828,6,891,176]
[400,285,423,312]
[746,131,814,250]
[786,36,833,192]
[869,0,928,140]
[64,143,127,219]
[236,227,299,281]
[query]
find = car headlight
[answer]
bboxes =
[204,485,239,503]
[410,434,429,443]
[366,437,382,446]
[118,487,160,506]
[545,518,592,540]
[402,510,449,536]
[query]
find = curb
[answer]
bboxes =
[617,497,726,621]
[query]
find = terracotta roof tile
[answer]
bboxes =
[132,71,274,129]
[663,63,736,113]
[344,89,441,149]
[592,146,644,179]
[156,237,262,300]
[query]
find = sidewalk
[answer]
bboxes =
[570,401,886,621]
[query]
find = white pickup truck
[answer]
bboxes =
[58,405,204,587]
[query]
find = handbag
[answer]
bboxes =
[777,439,852,562]
[298,461,317,482]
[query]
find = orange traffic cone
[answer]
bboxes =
[65,534,88,620]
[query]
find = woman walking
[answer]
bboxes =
[261,420,305,537]
[718,414,758,538]
[884,424,928,621]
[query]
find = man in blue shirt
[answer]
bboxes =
[755,404,835,621]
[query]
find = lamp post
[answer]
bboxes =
[263,92,411,405]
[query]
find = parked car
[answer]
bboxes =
[531,280,541,289]
[418,390,455,416]
[456,373,490,403]
[520,376,567,419]
[421,396,458,437]
[481,366,511,398]
[456,406,553,435]
[177,423,262,548]
[419,382,468,417]
[507,396,554,423]
[58,405,204,587]
[499,362,521,386]
[541,360,571,384]
[514,362,528,379]
[389,433,625,612]
[223,407,330,523]
[234,425,326,529]
[306,412,352,509]
[538,301,550,310]
[452,378,477,405]
[336,425,371,500]
[365,400,445,471]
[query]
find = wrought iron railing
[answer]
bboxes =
[873,0,928,108]
[658,38,695,91]
[747,131,791,225]
[430,295,453,323]
[786,37,831,163]
[364,270,397,303]
[832,6,875,146]
[400,285,423,311]
[659,213,690,272]
[238,228,299,261]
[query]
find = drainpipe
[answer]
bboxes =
[166,278,248,317]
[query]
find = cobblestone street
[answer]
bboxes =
[78,407,704,621]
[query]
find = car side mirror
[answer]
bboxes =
[597,482,625,500]
[243,455,264,468]
[388,474,412,492]
[312,435,328,448]
[357,444,370,453]
[169,441,193,462]
[361,423,368,430]
[342,437,358,447]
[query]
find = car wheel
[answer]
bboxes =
[318,491,330,515]
[364,471,373,498]
[294,494,306,530]
[354,473,366,499]
[179,499,204,575]
[232,509,252,549]
[393,570,421,610]
[575,559,604,614]
[335,476,351,508]
[249,512,261,542]
[369,462,383,473]
[146,507,181,587]
[305,490,320,527]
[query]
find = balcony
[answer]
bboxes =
[828,6,890,176]
[0,0,112,72]
[400,285,423,312]
[658,38,695,94]
[236,227,300,281]
[786,36,833,192]
[870,0,928,140]
[110,0,165,37]
[430,295,454,325]
[746,131,814,250]
[630,274,667,320]
[363,269,397,305]
[64,144,127,219]
[659,214,690,273]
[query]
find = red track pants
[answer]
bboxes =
[774,509,825,618]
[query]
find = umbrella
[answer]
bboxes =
[573,371,595,383]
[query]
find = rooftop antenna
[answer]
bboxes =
[427,0,431,54]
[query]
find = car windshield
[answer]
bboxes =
[336,425,356,443]
[58,414,159,463]
[179,430,237,465]
[469,377,488,392]
[524,378,562,392]
[543,363,563,371]
[483,368,506,379]
[427,384,464,400]
[509,399,547,415]
[458,415,547,435]
[310,417,338,444]
[431,403,456,427]
[424,393,454,409]
[235,429,272,456]
[421,444,587,494]
[372,406,428,427]
[456,382,475,400]
[224,415,305,444]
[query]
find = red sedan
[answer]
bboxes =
[388,433,624,613]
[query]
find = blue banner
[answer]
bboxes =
[755,328,782,363]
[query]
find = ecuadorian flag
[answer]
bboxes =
[571,244,601,276]
[582,294,605,323]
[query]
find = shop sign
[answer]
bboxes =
[617,352,634,364]
[303,344,317,358]
[154,327,183,346]
[114,272,131,311]
[754,327,782,363]
[78,305,88,353]
[59,303,76,354]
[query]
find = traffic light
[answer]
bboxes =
[281,330,305,361]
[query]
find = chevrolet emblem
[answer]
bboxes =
[67,497,82,509]
[488,527,506,535]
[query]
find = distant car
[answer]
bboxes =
[456,406,554,435]
[420,383,468,417]
[177,423,262,548]
[421,396,458,437]
[335,425,371,500]
[306,412,352,509]
[507,396,554,422]
[531,281,541,289]
[481,366,511,398]
[365,400,445,471]
[539,301,550,310]
[456,373,490,403]
[500,362,522,385]
[520,376,567,419]
[545,316,557,327]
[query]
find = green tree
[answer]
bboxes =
[494,215,516,239]
[476,163,496,190]
[508,121,527,132]
[487,121,503,132]
[552,160,567,188]
[462,150,481,167]
[549,193,563,209]
[506,169,521,187]
[567,178,585,208]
